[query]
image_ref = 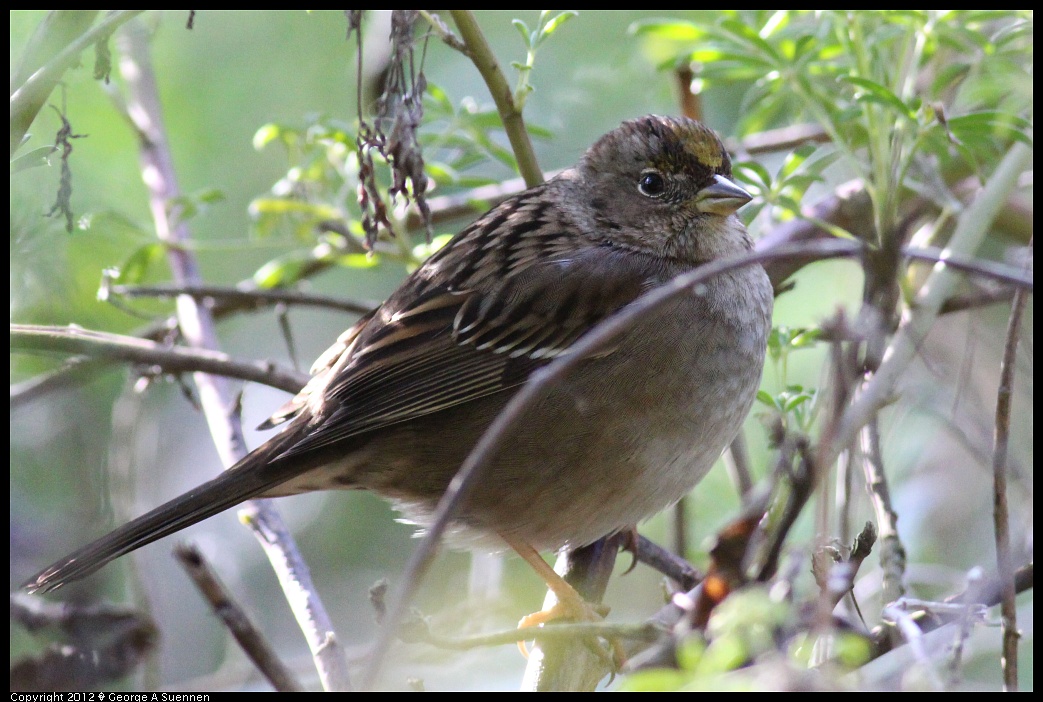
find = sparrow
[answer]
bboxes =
[26,116,773,627]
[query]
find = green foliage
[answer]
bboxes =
[632,10,1032,240]
[10,145,58,173]
[735,145,842,229]
[623,587,871,691]
[249,117,359,241]
[755,326,823,433]
[510,10,578,108]
[248,85,555,286]
[422,83,552,179]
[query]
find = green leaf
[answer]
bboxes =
[832,631,873,667]
[424,83,454,113]
[930,63,971,98]
[252,250,315,288]
[248,198,340,220]
[839,76,915,120]
[526,123,554,139]
[790,328,822,348]
[718,18,783,65]
[779,174,825,199]
[733,161,773,191]
[336,252,379,269]
[756,390,778,408]
[775,193,804,215]
[253,123,281,150]
[116,242,166,284]
[412,233,454,261]
[783,393,812,411]
[618,668,692,692]
[538,11,577,41]
[778,144,817,180]
[945,111,1033,147]
[628,18,704,41]
[10,146,57,173]
[512,18,533,48]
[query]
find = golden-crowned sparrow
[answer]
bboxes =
[26,115,773,599]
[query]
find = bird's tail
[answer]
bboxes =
[24,427,311,593]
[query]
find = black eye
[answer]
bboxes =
[638,171,666,197]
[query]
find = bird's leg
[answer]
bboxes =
[503,535,611,657]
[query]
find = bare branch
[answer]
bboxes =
[992,236,1031,691]
[861,419,906,605]
[174,544,305,693]
[107,282,377,316]
[11,324,309,394]
[114,22,351,691]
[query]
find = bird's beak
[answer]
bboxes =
[695,175,752,216]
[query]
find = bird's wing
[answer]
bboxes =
[267,186,653,460]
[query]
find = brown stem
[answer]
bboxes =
[991,236,1031,692]
[861,419,906,605]
[174,545,304,692]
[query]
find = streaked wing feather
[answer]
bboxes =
[266,185,654,461]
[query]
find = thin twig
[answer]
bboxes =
[10,324,308,394]
[674,66,701,122]
[724,432,755,497]
[633,535,701,591]
[174,544,305,693]
[729,122,831,157]
[10,592,158,691]
[861,419,906,605]
[671,499,688,564]
[417,11,469,55]
[115,22,350,691]
[881,604,945,690]
[991,236,1031,692]
[903,246,1033,290]
[938,285,1016,316]
[107,282,377,316]
[412,617,662,650]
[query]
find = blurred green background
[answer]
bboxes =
[10,10,1031,691]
